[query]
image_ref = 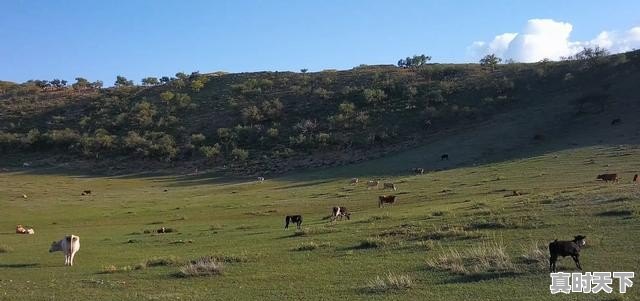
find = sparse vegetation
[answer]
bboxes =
[365,272,413,293]
[176,257,224,277]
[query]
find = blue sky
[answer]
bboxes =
[1,0,639,85]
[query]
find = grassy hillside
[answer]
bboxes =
[1,50,638,175]
[1,143,638,300]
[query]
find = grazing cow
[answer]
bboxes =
[16,225,35,235]
[633,174,638,183]
[350,178,359,185]
[383,182,397,191]
[22,162,31,167]
[81,190,92,195]
[413,168,425,175]
[367,180,380,189]
[257,177,265,183]
[549,235,586,272]
[49,235,80,266]
[441,154,449,160]
[611,118,622,125]
[285,215,303,230]
[22,194,28,199]
[331,206,351,221]
[378,195,397,208]
[596,173,618,182]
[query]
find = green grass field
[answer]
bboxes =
[1,144,639,300]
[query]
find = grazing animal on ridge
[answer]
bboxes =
[350,178,359,185]
[285,215,303,230]
[383,182,397,191]
[549,235,586,272]
[441,154,449,160]
[367,180,380,189]
[331,207,351,221]
[378,195,397,208]
[81,190,92,195]
[49,235,80,266]
[257,177,265,182]
[596,173,618,182]
[413,168,425,175]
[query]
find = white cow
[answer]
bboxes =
[49,235,80,266]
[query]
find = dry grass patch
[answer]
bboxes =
[365,272,413,293]
[293,241,331,251]
[176,257,224,278]
[518,241,548,271]
[143,256,181,267]
[0,244,12,253]
[293,226,338,237]
[426,241,518,276]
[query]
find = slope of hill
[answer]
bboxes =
[1,51,638,175]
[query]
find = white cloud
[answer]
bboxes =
[468,19,640,62]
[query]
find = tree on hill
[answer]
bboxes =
[480,54,501,71]
[160,76,171,84]
[72,77,91,90]
[141,77,160,86]
[115,75,134,87]
[397,54,431,68]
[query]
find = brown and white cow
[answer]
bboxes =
[49,235,80,266]
[16,225,35,235]
[367,180,380,189]
[331,206,351,221]
[350,178,359,185]
[383,182,397,191]
[596,173,618,182]
[378,195,397,208]
[413,168,425,175]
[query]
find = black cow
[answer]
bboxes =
[441,154,449,160]
[285,215,303,230]
[549,235,586,272]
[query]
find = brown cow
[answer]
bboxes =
[596,173,618,182]
[378,195,397,208]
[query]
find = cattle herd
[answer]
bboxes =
[10,168,638,271]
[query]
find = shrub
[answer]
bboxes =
[518,242,548,271]
[176,257,224,277]
[230,147,249,162]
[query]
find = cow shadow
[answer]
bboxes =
[0,263,40,268]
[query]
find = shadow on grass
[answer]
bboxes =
[441,271,523,284]
[0,263,39,268]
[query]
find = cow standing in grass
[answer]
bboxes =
[383,183,397,191]
[331,207,351,221]
[596,173,618,182]
[350,178,359,185]
[549,235,586,272]
[367,180,380,189]
[378,195,397,208]
[284,215,303,230]
[49,235,80,266]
